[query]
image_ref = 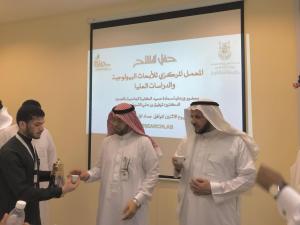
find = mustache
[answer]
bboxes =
[192,122,213,134]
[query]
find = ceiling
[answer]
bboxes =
[0,0,127,24]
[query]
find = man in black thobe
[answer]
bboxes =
[0,104,79,225]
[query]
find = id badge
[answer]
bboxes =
[120,170,129,181]
[34,174,38,183]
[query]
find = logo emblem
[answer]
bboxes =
[218,41,231,61]
[93,54,111,70]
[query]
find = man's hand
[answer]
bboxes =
[70,169,90,181]
[172,156,184,172]
[62,176,80,195]
[1,213,30,225]
[190,178,212,195]
[122,199,138,220]
[0,214,8,225]
[256,165,286,191]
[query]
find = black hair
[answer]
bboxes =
[21,99,41,108]
[0,100,3,110]
[16,105,45,124]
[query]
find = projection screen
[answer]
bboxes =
[88,1,245,178]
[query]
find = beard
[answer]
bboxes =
[25,128,42,139]
[114,125,130,136]
[194,122,214,134]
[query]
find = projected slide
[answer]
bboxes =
[91,34,242,138]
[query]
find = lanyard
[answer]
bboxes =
[16,134,35,161]
[16,134,40,186]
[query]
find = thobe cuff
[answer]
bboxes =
[86,171,94,183]
[174,169,181,178]
[210,181,226,204]
[134,192,145,205]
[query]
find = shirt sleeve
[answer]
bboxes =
[45,129,57,170]
[134,138,159,205]
[86,139,106,182]
[0,151,62,203]
[277,186,300,225]
[210,138,256,204]
[173,139,188,178]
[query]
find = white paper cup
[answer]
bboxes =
[71,175,79,183]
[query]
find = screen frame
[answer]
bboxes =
[88,1,246,178]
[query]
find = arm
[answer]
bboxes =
[210,139,256,204]
[37,170,51,182]
[133,138,159,206]
[1,213,30,225]
[70,140,108,182]
[44,129,57,170]
[257,165,300,225]
[0,151,62,202]
[86,139,107,182]
[122,138,159,220]
[172,139,187,178]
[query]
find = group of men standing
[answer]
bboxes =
[0,99,258,225]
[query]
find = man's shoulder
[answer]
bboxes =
[216,132,247,147]
[0,124,17,139]
[130,133,152,144]
[0,136,21,157]
[1,136,20,147]
[1,124,18,134]
[214,130,240,139]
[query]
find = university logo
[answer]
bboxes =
[93,54,111,70]
[218,41,231,61]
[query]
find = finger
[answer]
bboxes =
[191,186,200,195]
[189,179,196,185]
[196,178,205,183]
[123,210,134,220]
[122,210,130,220]
[123,204,129,214]
[190,180,199,188]
[1,213,8,223]
[190,182,199,192]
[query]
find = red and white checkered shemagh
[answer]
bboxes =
[107,103,159,151]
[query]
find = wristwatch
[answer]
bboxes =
[269,181,287,199]
[132,197,141,208]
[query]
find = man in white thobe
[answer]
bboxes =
[172,100,258,225]
[257,165,300,225]
[0,100,12,130]
[74,103,160,225]
[0,99,57,225]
